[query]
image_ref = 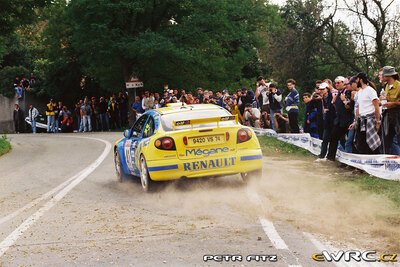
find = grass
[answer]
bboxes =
[0,135,11,156]
[257,135,400,207]
[258,135,312,157]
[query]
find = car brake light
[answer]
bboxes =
[155,137,176,150]
[237,129,252,143]
[226,132,230,141]
[183,136,188,145]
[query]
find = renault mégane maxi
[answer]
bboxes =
[114,104,263,192]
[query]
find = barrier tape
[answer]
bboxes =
[254,128,400,181]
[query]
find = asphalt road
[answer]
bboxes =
[0,133,397,266]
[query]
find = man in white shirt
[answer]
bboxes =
[28,104,39,133]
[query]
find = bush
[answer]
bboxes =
[0,135,11,156]
[0,66,29,97]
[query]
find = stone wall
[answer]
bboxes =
[0,92,47,133]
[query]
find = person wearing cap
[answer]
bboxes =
[46,99,55,133]
[285,79,300,133]
[326,76,354,161]
[351,73,381,154]
[316,82,334,161]
[381,66,400,154]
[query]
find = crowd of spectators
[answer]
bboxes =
[22,66,400,158]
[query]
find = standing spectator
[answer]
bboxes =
[74,102,82,132]
[54,101,62,133]
[267,83,283,130]
[215,91,224,107]
[314,82,325,139]
[326,76,353,161]
[91,97,99,131]
[46,99,55,133]
[243,103,261,128]
[316,82,334,161]
[28,104,39,134]
[81,98,92,132]
[197,88,204,103]
[60,106,73,133]
[241,86,256,108]
[351,73,381,154]
[13,104,25,133]
[142,91,154,111]
[118,92,129,127]
[98,97,109,131]
[303,93,319,138]
[345,76,360,153]
[109,97,120,129]
[285,79,300,133]
[381,66,400,155]
[256,77,270,116]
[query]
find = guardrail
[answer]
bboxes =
[253,128,400,181]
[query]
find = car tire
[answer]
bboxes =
[114,149,129,182]
[241,169,262,183]
[139,155,153,192]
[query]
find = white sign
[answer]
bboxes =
[254,128,400,181]
[125,81,143,89]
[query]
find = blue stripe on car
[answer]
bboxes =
[148,164,179,172]
[240,155,262,161]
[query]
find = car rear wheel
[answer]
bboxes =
[241,169,262,183]
[140,155,153,192]
[114,150,129,182]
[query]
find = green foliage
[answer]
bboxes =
[0,66,29,97]
[56,0,269,92]
[0,135,12,156]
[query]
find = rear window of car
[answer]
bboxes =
[160,108,236,131]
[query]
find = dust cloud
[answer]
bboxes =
[119,156,400,253]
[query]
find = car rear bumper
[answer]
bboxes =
[146,149,263,181]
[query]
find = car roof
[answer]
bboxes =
[156,104,224,115]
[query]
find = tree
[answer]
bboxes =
[59,0,268,92]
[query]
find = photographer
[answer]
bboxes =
[244,103,261,128]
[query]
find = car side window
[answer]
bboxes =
[132,115,148,137]
[142,116,155,138]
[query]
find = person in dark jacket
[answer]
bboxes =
[326,76,354,161]
[13,104,25,133]
[316,82,335,161]
[285,79,300,133]
[303,93,319,138]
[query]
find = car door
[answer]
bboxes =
[124,114,148,175]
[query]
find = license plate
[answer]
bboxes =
[189,135,224,146]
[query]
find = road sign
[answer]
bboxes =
[125,81,143,88]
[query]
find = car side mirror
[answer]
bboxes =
[123,129,130,138]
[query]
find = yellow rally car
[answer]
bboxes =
[114,104,263,192]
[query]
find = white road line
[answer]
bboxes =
[0,136,112,258]
[245,187,302,267]
[259,217,289,250]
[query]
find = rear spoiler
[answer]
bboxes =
[173,115,238,130]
